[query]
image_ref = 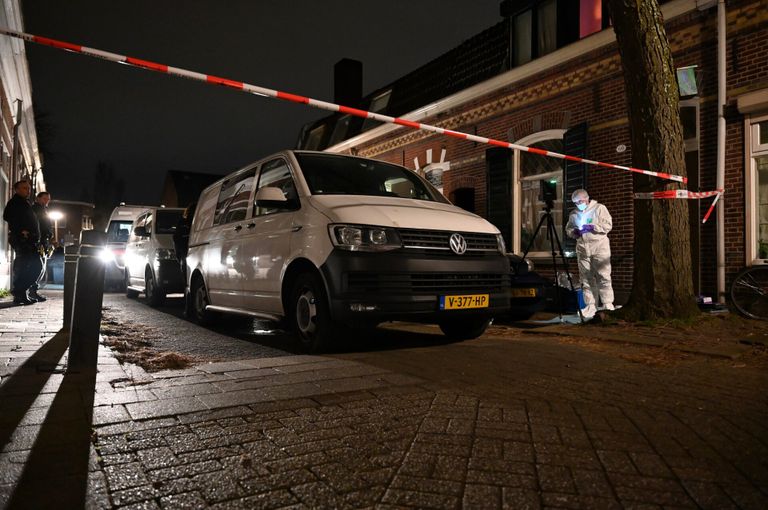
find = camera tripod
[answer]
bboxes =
[521,202,585,324]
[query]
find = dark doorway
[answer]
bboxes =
[452,187,476,213]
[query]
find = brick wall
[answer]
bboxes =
[349,0,768,300]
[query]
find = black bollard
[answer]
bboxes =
[63,244,79,330]
[67,230,107,372]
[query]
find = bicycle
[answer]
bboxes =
[730,264,768,320]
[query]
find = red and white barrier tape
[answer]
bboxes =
[634,189,723,224]
[633,189,722,200]
[0,27,692,185]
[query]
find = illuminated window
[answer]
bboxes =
[579,0,603,37]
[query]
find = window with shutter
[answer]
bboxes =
[563,123,588,255]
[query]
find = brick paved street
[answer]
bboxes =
[1,291,767,509]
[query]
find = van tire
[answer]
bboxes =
[125,271,139,299]
[290,272,335,352]
[439,317,492,340]
[191,277,216,326]
[145,269,166,307]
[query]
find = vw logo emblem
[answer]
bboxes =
[449,233,467,255]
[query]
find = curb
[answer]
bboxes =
[521,326,750,360]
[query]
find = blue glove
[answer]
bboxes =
[573,228,582,238]
[581,224,595,234]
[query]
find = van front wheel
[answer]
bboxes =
[290,273,335,352]
[191,278,216,326]
[145,269,166,307]
[439,317,492,341]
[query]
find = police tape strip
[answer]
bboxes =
[633,190,722,199]
[0,26,692,186]
[634,189,724,224]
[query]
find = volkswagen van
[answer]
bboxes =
[186,151,511,350]
[124,206,185,305]
[103,204,148,290]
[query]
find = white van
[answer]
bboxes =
[124,206,185,305]
[103,204,148,290]
[186,151,510,350]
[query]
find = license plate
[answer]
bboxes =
[510,288,537,298]
[440,294,489,310]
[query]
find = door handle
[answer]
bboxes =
[234,225,243,232]
[291,224,303,232]
[247,223,256,229]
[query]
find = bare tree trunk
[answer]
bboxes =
[606,0,698,320]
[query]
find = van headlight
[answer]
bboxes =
[330,224,402,252]
[99,248,116,264]
[496,234,506,254]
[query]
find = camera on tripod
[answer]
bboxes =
[539,179,557,210]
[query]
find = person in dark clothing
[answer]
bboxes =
[30,191,54,301]
[3,180,41,305]
[173,201,197,276]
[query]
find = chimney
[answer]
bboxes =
[334,58,363,107]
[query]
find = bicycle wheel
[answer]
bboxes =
[730,266,768,320]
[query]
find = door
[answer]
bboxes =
[126,213,149,288]
[240,158,300,314]
[205,167,257,308]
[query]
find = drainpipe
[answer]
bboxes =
[10,100,22,185]
[716,0,726,302]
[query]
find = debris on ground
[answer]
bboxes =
[100,307,198,371]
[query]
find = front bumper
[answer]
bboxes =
[320,250,511,324]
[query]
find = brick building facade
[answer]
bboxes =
[300,0,768,303]
[0,0,43,290]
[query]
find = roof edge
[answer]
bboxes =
[325,0,697,154]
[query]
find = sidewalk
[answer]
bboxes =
[2,291,767,509]
[0,292,428,508]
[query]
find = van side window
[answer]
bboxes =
[131,214,147,241]
[144,213,154,235]
[254,159,298,216]
[214,168,256,225]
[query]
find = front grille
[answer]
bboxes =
[399,229,498,253]
[347,272,509,294]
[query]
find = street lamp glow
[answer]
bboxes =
[48,210,64,244]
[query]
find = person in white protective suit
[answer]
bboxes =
[566,189,614,317]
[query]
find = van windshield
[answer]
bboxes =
[106,221,133,243]
[156,210,183,234]
[295,153,448,203]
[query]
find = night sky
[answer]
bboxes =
[21,0,503,204]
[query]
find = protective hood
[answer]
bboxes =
[308,195,500,234]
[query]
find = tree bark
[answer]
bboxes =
[606,0,699,320]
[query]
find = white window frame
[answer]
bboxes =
[746,113,768,264]
[512,128,566,256]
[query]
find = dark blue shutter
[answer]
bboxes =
[485,147,513,250]
[563,123,588,253]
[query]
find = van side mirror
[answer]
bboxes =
[134,226,149,237]
[255,187,290,209]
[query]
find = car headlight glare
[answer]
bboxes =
[99,248,115,264]
[330,225,401,252]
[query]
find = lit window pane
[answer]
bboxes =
[580,0,602,37]
[520,139,564,253]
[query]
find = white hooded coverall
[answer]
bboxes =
[566,199,614,310]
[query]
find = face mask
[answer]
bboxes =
[576,203,587,211]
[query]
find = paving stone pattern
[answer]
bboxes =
[1,292,767,509]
